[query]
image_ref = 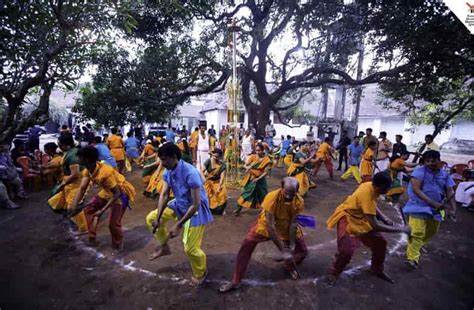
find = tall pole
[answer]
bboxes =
[352,38,365,134]
[227,19,241,187]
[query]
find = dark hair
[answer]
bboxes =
[425,134,433,140]
[324,137,330,143]
[13,139,24,147]
[44,142,58,152]
[368,141,377,148]
[353,136,360,140]
[400,150,410,157]
[62,125,68,129]
[255,143,264,150]
[77,146,99,162]
[422,150,440,161]
[127,131,133,137]
[212,148,223,157]
[372,172,391,189]
[111,127,118,134]
[157,142,182,160]
[358,131,365,135]
[93,136,102,144]
[379,131,387,137]
[366,128,372,132]
[286,135,291,139]
[396,134,403,139]
[181,139,190,153]
[58,134,75,147]
[389,154,400,163]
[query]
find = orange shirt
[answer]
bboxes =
[106,134,125,161]
[326,182,378,235]
[316,142,331,160]
[84,162,136,203]
[189,131,199,148]
[255,189,304,240]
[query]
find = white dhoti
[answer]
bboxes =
[197,149,209,170]
[375,158,389,172]
[455,181,474,207]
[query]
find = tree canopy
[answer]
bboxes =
[0,0,131,144]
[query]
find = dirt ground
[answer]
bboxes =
[1,163,474,310]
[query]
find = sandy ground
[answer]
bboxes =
[1,162,474,310]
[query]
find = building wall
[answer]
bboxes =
[357,117,471,150]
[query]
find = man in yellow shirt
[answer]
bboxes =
[326,172,410,284]
[312,137,335,178]
[220,177,308,293]
[70,146,136,254]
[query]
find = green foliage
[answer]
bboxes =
[0,1,125,143]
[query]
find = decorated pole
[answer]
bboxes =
[226,18,241,187]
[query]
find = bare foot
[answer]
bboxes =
[219,281,241,293]
[287,268,300,280]
[190,270,208,287]
[148,244,171,260]
[324,274,338,286]
[112,244,123,256]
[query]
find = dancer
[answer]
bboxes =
[202,149,227,215]
[403,150,456,269]
[287,141,316,196]
[312,137,335,178]
[385,151,417,205]
[326,172,411,284]
[47,135,88,235]
[234,143,272,216]
[219,177,308,292]
[340,136,364,183]
[360,140,377,183]
[106,128,126,174]
[70,147,135,254]
[145,143,213,286]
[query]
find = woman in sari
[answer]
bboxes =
[234,143,272,216]
[386,151,417,205]
[42,142,63,187]
[283,140,299,168]
[177,138,193,164]
[287,141,316,196]
[140,140,159,185]
[360,140,377,183]
[203,149,227,215]
[47,135,88,235]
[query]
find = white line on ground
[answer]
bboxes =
[71,205,407,288]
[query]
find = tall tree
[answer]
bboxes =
[0,1,128,144]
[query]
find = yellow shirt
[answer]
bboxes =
[255,189,304,240]
[106,134,125,161]
[326,182,378,236]
[316,142,331,160]
[84,162,136,203]
[189,131,199,148]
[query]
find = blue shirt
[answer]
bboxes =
[163,160,213,227]
[403,166,455,220]
[280,139,292,156]
[94,143,117,168]
[124,137,140,158]
[348,143,364,165]
[165,130,176,143]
